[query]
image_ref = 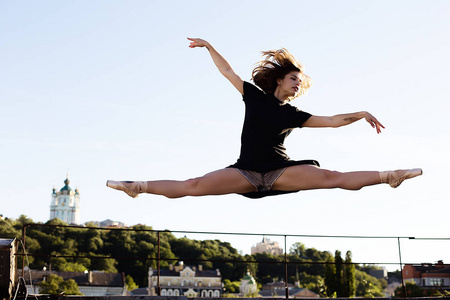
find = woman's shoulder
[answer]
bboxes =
[243,81,265,101]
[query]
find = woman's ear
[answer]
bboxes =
[277,78,282,86]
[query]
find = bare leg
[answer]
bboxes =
[107,168,256,198]
[108,166,423,198]
[272,165,421,191]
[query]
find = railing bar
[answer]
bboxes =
[12,252,435,266]
[23,223,446,240]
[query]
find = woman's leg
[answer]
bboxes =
[272,165,422,191]
[107,168,256,198]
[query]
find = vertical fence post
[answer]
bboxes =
[157,231,161,296]
[397,237,406,298]
[21,225,27,278]
[285,235,289,299]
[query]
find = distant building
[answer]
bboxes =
[403,260,450,289]
[260,280,293,297]
[20,269,126,296]
[260,280,319,298]
[370,267,388,279]
[251,237,283,255]
[86,219,127,228]
[49,175,80,225]
[239,271,257,296]
[148,263,222,297]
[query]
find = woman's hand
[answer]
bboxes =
[186,37,244,95]
[187,37,210,49]
[364,111,385,134]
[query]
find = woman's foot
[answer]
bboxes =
[106,180,147,198]
[379,168,423,188]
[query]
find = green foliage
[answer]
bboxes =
[38,274,82,295]
[433,289,450,297]
[125,274,138,291]
[223,279,241,293]
[394,281,436,298]
[298,272,324,294]
[3,214,389,298]
[324,250,356,297]
[343,251,356,297]
[324,256,336,296]
[334,250,344,296]
[355,269,384,297]
[0,217,19,238]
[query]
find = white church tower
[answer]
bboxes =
[50,175,80,225]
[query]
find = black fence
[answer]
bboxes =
[16,223,450,298]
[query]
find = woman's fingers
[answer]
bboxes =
[187,37,206,48]
[365,113,385,134]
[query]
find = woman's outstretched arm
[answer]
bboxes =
[188,37,244,94]
[303,111,385,133]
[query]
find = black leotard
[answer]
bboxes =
[227,82,319,198]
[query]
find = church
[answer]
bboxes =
[49,175,80,225]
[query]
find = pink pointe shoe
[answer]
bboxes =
[379,168,423,188]
[106,180,147,198]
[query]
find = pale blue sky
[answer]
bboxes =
[1,1,449,271]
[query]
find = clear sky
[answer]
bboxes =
[1,0,449,271]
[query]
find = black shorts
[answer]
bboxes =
[227,159,320,199]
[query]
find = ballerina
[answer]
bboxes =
[107,38,422,199]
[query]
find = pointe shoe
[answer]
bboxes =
[106,180,146,198]
[379,168,423,188]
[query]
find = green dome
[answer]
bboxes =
[243,272,256,284]
[60,176,72,193]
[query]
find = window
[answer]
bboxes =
[430,278,444,286]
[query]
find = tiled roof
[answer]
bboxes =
[18,269,125,287]
[156,268,220,277]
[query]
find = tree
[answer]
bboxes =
[0,218,19,238]
[355,269,383,297]
[125,275,138,291]
[61,279,82,295]
[334,250,344,297]
[223,279,240,293]
[289,242,306,257]
[324,256,336,297]
[343,251,355,297]
[38,274,82,295]
[394,281,435,298]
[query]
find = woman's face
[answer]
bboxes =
[277,71,302,98]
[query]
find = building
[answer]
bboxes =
[251,237,283,255]
[86,219,127,228]
[239,271,257,296]
[0,239,17,300]
[370,267,388,279]
[50,175,80,225]
[259,280,319,298]
[20,269,126,296]
[403,260,450,289]
[148,263,222,297]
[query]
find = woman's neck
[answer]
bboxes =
[273,87,289,103]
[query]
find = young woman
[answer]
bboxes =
[107,38,422,199]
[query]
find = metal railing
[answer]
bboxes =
[16,223,450,298]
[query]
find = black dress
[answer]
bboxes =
[227,82,319,198]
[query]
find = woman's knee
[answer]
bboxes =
[184,177,204,196]
[322,170,345,188]
[324,170,362,190]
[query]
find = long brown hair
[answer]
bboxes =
[252,48,312,99]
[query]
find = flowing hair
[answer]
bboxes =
[252,48,312,100]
